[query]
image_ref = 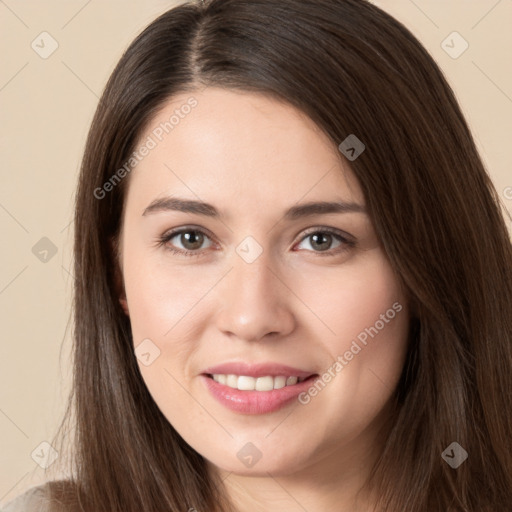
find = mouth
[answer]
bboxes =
[200,363,319,414]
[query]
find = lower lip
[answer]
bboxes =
[201,374,318,415]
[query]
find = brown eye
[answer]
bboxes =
[296,230,345,253]
[177,230,206,250]
[297,228,355,256]
[308,232,336,252]
[159,228,214,256]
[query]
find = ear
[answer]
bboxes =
[119,296,129,316]
[110,235,129,317]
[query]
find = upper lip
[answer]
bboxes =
[202,362,317,379]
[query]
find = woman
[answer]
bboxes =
[4,0,511,510]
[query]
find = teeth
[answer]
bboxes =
[226,374,238,388]
[286,376,298,386]
[211,374,305,391]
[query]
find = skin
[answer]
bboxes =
[116,87,410,511]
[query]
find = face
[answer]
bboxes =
[117,87,410,478]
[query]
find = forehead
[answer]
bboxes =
[125,87,364,213]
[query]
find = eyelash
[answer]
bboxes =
[156,226,356,258]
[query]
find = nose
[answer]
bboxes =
[214,251,296,343]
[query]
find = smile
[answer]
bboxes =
[201,363,319,414]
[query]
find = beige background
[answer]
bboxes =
[0,0,511,503]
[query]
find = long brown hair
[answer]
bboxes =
[46,0,512,510]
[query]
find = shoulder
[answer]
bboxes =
[2,480,77,512]
[2,483,48,512]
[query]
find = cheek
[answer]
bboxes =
[122,242,215,346]
[122,251,210,431]
[122,245,220,417]
[297,252,409,439]
[296,249,407,355]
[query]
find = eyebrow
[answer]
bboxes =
[142,197,366,220]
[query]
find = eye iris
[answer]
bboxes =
[310,232,332,251]
[181,231,204,250]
